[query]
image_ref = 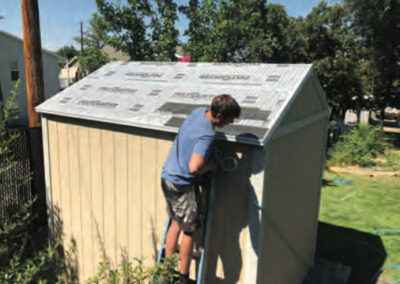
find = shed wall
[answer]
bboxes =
[203,143,266,284]
[280,75,326,128]
[45,119,172,281]
[257,118,327,284]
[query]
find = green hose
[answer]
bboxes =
[372,228,400,236]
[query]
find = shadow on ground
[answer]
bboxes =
[305,222,387,284]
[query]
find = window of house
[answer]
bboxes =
[10,61,19,82]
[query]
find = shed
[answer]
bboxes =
[36,61,329,283]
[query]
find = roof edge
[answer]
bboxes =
[0,30,61,60]
[262,64,314,146]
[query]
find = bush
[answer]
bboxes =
[87,253,178,284]
[384,150,400,171]
[0,200,66,284]
[328,124,387,167]
[1,81,67,283]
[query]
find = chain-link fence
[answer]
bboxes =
[0,128,33,221]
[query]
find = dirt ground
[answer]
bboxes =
[329,166,400,177]
[377,276,394,284]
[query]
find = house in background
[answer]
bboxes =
[59,45,129,90]
[59,56,80,90]
[175,45,192,62]
[102,45,129,61]
[0,30,60,125]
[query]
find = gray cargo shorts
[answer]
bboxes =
[161,178,201,234]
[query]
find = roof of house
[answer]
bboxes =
[102,45,129,61]
[36,61,320,145]
[0,30,60,59]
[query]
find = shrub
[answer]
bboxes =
[328,124,387,167]
[384,150,400,171]
[0,80,20,166]
[0,81,67,283]
[0,200,66,284]
[87,253,178,284]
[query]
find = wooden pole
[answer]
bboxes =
[80,21,84,53]
[21,0,44,128]
[21,0,47,226]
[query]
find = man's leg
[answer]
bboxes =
[179,232,193,275]
[165,219,181,257]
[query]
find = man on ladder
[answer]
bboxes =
[161,94,241,284]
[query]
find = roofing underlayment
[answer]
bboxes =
[36,61,312,145]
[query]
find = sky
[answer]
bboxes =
[0,0,336,52]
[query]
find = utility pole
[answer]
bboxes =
[21,0,47,226]
[80,21,84,53]
[22,0,44,127]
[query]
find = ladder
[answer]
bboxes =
[157,148,238,283]
[157,182,214,284]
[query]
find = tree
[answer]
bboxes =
[181,0,278,62]
[179,0,218,61]
[81,12,110,50]
[151,0,179,61]
[78,48,109,75]
[56,45,78,60]
[302,1,366,120]
[75,13,110,76]
[208,0,278,62]
[285,17,308,63]
[181,1,300,63]
[75,13,110,75]
[263,3,293,62]
[345,0,400,115]
[96,0,153,60]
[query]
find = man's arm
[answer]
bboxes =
[189,153,217,175]
[188,135,215,175]
[188,153,207,174]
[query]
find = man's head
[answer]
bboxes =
[210,94,241,127]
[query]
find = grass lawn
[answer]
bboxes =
[320,171,400,281]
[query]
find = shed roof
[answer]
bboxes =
[36,61,315,145]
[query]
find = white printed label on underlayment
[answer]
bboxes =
[36,61,312,145]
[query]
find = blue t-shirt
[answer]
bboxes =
[162,107,215,186]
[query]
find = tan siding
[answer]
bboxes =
[127,135,142,259]
[78,126,94,279]
[47,120,173,282]
[88,128,104,272]
[115,132,129,259]
[257,119,326,284]
[141,136,158,265]
[101,129,117,265]
[67,125,84,276]
[57,122,73,252]
[48,121,61,233]
[204,143,261,284]
[156,140,169,239]
[41,118,53,231]
[281,79,325,127]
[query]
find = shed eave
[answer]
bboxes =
[261,65,314,147]
[38,110,264,146]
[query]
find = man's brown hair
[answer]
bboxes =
[210,94,241,119]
